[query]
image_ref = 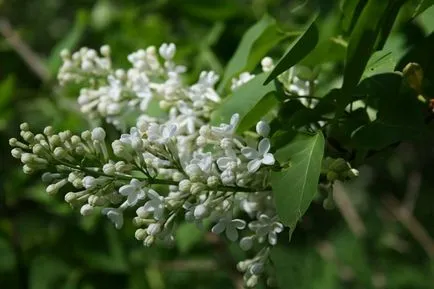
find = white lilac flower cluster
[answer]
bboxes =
[9,43,317,287]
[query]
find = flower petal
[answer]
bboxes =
[217,157,232,170]
[119,185,134,196]
[258,138,270,155]
[212,222,225,234]
[262,153,275,165]
[232,219,246,229]
[226,226,238,241]
[241,147,259,160]
[247,159,262,173]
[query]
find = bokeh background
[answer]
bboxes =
[1,1,434,289]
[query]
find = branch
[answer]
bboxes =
[0,18,50,82]
[382,195,434,259]
[333,181,366,238]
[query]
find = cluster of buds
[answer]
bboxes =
[321,157,359,182]
[10,42,345,286]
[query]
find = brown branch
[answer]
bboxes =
[333,181,366,238]
[382,195,434,259]
[0,18,50,82]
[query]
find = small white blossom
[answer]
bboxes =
[212,213,246,241]
[139,189,165,220]
[242,138,275,173]
[248,214,283,245]
[211,113,239,137]
[147,123,177,144]
[119,178,147,206]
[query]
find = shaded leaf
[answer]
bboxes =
[264,16,319,84]
[271,132,324,231]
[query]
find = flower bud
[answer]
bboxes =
[11,148,22,159]
[91,127,106,141]
[207,176,219,187]
[135,228,147,240]
[21,131,34,143]
[172,172,184,182]
[20,122,29,131]
[103,163,116,175]
[82,176,96,189]
[22,164,33,174]
[249,263,264,275]
[136,206,149,219]
[49,135,61,147]
[53,147,68,159]
[246,275,258,288]
[144,235,155,247]
[193,204,209,219]
[100,45,110,56]
[179,179,191,193]
[81,130,92,141]
[185,164,202,178]
[190,182,205,195]
[43,126,54,136]
[239,236,254,251]
[256,120,270,137]
[196,136,207,147]
[80,204,94,216]
[146,223,162,236]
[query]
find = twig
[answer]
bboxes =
[382,195,434,259]
[159,259,218,271]
[403,170,421,213]
[333,181,366,238]
[0,18,50,82]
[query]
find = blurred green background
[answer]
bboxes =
[1,1,434,289]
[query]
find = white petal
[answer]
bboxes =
[232,219,246,229]
[217,157,232,170]
[119,185,134,196]
[230,113,240,127]
[258,138,271,155]
[239,237,253,251]
[226,226,238,241]
[147,189,160,200]
[247,159,262,173]
[241,147,259,160]
[262,153,275,165]
[212,222,225,234]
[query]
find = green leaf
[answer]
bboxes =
[218,15,288,92]
[212,73,278,131]
[362,50,398,80]
[340,0,368,33]
[341,0,390,97]
[47,10,88,75]
[351,73,426,149]
[412,0,434,17]
[271,132,324,231]
[176,223,204,254]
[264,16,319,85]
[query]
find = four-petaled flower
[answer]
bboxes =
[147,123,177,144]
[248,214,283,245]
[211,113,239,137]
[241,138,275,173]
[140,189,165,220]
[102,207,124,229]
[212,213,246,241]
[119,178,147,206]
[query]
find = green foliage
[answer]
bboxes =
[271,132,324,233]
[2,0,434,289]
[212,73,278,131]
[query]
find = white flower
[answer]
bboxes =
[212,213,246,241]
[190,151,213,174]
[102,207,125,229]
[159,43,176,60]
[231,72,255,90]
[248,214,283,245]
[139,189,165,220]
[241,138,275,173]
[120,127,142,150]
[119,178,146,206]
[211,113,239,137]
[147,123,177,144]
